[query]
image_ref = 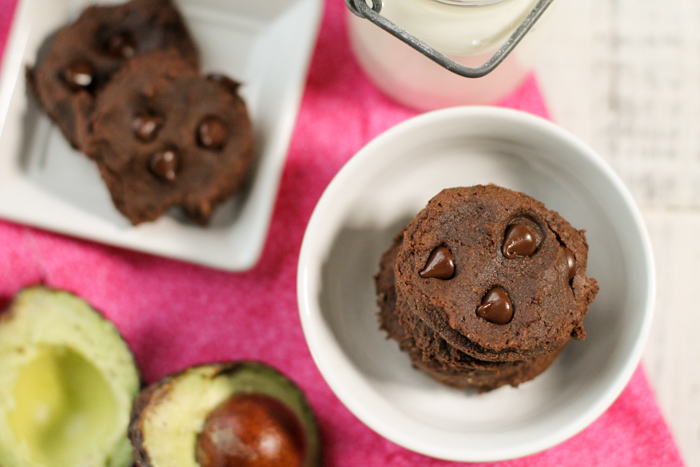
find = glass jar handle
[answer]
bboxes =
[345,0,555,78]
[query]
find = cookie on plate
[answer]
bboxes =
[85,51,256,225]
[26,0,198,149]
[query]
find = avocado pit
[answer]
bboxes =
[196,393,306,467]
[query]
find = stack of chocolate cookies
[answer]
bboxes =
[27,0,256,225]
[376,185,599,392]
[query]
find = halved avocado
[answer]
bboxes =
[129,361,321,467]
[0,287,140,467]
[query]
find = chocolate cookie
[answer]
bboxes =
[376,232,566,392]
[26,0,198,149]
[408,346,564,392]
[85,51,256,225]
[394,185,599,363]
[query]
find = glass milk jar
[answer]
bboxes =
[347,0,553,110]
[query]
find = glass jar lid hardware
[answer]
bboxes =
[345,0,556,78]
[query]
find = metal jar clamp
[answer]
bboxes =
[345,0,555,78]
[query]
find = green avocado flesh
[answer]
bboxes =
[9,346,119,466]
[131,361,321,467]
[0,287,140,467]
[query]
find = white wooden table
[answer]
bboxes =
[537,1,700,465]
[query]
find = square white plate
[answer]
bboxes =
[0,0,322,270]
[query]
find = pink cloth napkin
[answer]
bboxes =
[0,0,685,465]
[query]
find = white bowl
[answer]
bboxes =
[297,106,654,462]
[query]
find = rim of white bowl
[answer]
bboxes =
[297,106,655,462]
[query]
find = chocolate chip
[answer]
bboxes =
[132,115,163,142]
[63,62,94,91]
[149,149,178,182]
[476,287,513,324]
[563,247,576,281]
[206,73,240,95]
[197,116,227,150]
[419,246,454,279]
[105,32,136,59]
[502,223,537,258]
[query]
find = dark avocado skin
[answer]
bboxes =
[128,361,322,467]
[129,380,163,467]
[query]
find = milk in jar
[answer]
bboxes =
[347,0,552,110]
